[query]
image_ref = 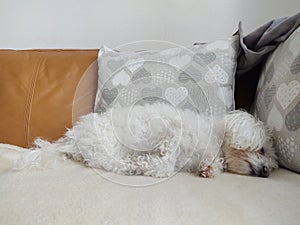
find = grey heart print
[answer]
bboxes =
[178,72,192,83]
[199,52,217,64]
[290,54,300,74]
[285,100,300,131]
[140,87,163,104]
[95,105,107,114]
[178,65,202,83]
[264,63,275,85]
[188,86,209,110]
[193,52,216,66]
[102,88,118,105]
[132,68,152,84]
[264,85,276,109]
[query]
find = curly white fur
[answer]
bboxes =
[223,110,267,151]
[13,103,277,178]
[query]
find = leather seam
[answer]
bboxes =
[24,58,42,147]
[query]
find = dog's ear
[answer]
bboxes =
[224,111,266,151]
[223,147,254,175]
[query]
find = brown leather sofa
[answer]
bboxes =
[0,49,98,147]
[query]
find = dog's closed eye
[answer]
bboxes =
[256,148,265,156]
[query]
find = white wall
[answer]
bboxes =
[0,0,299,49]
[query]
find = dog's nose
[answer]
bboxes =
[259,166,269,177]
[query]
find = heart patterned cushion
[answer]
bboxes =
[253,27,300,173]
[95,36,239,119]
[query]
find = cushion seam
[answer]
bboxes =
[24,58,42,147]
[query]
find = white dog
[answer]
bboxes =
[14,103,277,178]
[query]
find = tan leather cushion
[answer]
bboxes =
[0,49,98,147]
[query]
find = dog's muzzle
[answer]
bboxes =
[259,166,270,177]
[251,166,270,177]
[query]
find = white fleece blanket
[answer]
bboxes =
[1,144,300,225]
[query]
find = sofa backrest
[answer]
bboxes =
[0,49,98,147]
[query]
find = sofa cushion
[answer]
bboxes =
[253,28,300,173]
[1,145,300,225]
[95,37,239,118]
[0,50,98,147]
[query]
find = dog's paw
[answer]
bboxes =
[65,153,86,164]
[196,166,215,178]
